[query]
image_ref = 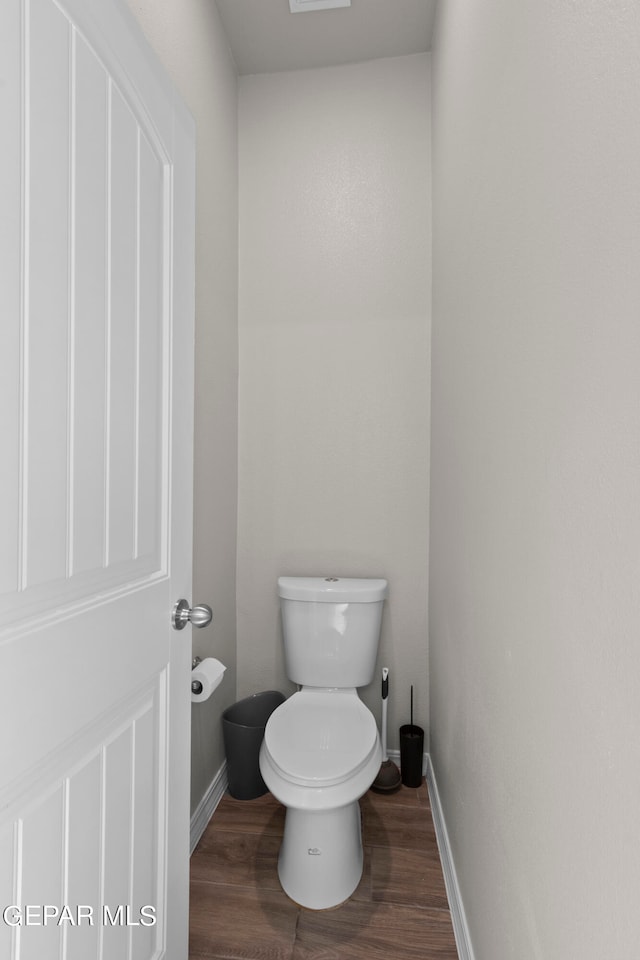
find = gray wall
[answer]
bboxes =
[430,1,640,957]
[125,0,239,815]
[237,55,431,745]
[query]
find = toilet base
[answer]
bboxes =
[277,802,363,910]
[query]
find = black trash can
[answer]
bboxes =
[222,691,286,800]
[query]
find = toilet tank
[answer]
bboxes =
[278,577,388,688]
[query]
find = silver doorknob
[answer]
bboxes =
[171,599,213,631]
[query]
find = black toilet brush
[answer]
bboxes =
[371,667,401,793]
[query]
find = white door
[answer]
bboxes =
[0,0,195,958]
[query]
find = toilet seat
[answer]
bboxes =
[263,689,379,788]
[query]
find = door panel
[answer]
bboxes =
[25,0,71,590]
[6,0,170,621]
[1,674,168,958]
[0,0,195,956]
[0,0,22,599]
[73,33,109,578]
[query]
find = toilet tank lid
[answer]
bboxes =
[278,576,388,603]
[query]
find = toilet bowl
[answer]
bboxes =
[258,575,388,910]
[260,687,381,909]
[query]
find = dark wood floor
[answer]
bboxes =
[189,778,459,959]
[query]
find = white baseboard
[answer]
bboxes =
[190,761,228,855]
[426,755,475,960]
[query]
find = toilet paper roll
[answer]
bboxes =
[191,657,226,703]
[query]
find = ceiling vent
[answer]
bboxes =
[289,0,351,12]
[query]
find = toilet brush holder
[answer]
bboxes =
[400,684,423,787]
[399,724,424,787]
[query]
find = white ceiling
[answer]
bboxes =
[214,0,437,75]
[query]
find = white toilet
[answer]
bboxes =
[259,575,388,910]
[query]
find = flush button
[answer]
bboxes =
[324,577,339,582]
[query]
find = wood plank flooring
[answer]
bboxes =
[189,779,459,959]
